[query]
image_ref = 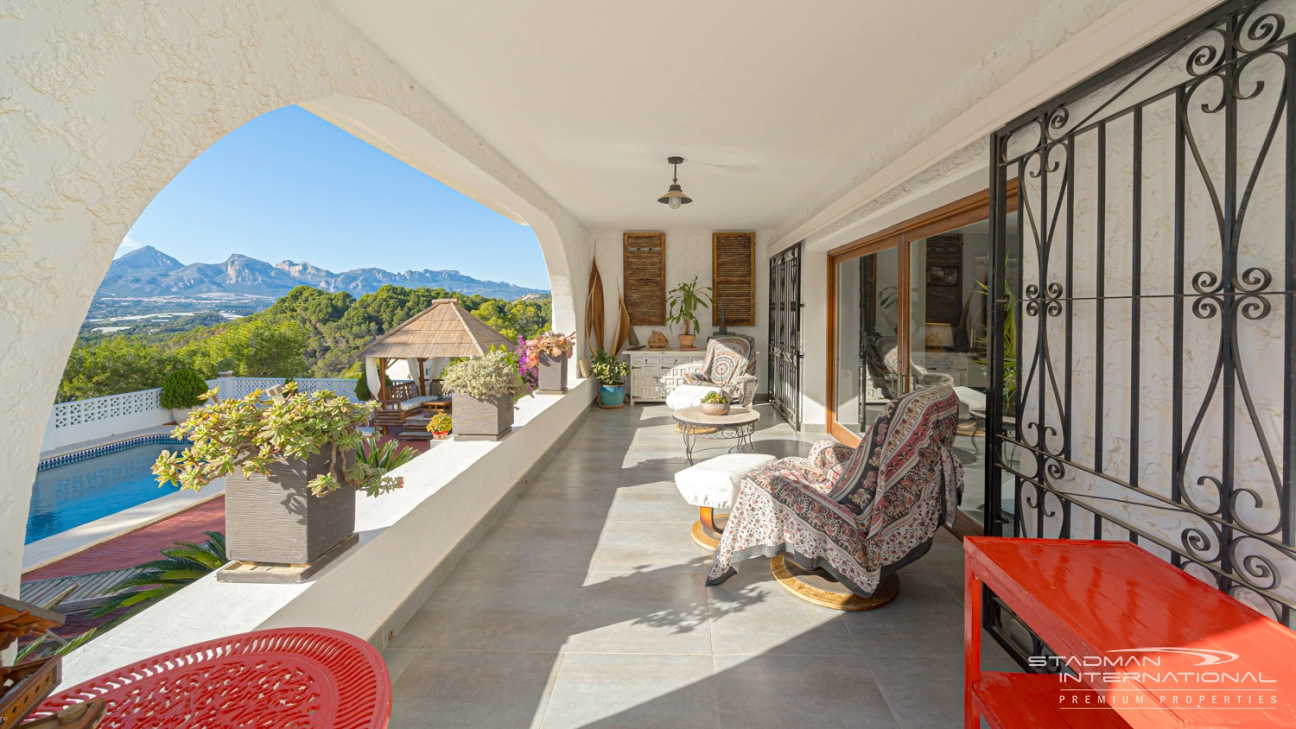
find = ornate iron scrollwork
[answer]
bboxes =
[986,1,1296,667]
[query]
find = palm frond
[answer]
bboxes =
[90,531,227,618]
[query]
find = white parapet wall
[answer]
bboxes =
[59,377,595,688]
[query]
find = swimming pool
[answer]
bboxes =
[28,438,187,544]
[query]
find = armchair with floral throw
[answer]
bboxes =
[705,385,963,602]
[679,335,759,407]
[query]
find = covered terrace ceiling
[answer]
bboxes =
[327,0,1053,231]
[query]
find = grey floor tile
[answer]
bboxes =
[707,566,859,657]
[591,520,715,574]
[426,571,585,653]
[606,485,697,523]
[540,653,718,729]
[457,518,603,572]
[864,656,964,729]
[382,648,416,685]
[503,486,618,522]
[568,572,711,655]
[390,650,561,729]
[385,568,474,650]
[714,654,899,729]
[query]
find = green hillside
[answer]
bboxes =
[59,285,550,402]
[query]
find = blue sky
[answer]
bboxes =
[119,105,549,290]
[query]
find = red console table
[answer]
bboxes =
[964,537,1296,729]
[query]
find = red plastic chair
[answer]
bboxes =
[31,628,391,728]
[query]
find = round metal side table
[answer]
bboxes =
[672,406,760,464]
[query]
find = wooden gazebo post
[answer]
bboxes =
[377,358,387,401]
[417,358,427,397]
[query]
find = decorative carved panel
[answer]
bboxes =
[624,232,666,325]
[712,232,755,326]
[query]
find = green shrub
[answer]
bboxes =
[590,350,630,386]
[441,348,530,402]
[160,369,209,409]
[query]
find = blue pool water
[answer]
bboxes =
[27,441,185,544]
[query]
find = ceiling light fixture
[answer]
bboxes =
[657,156,693,210]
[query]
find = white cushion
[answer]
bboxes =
[399,396,435,412]
[666,384,720,411]
[953,386,985,420]
[674,454,777,509]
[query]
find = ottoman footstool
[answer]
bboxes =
[674,453,776,549]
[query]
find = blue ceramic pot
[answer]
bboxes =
[599,385,626,407]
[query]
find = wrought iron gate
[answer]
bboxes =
[768,242,803,429]
[987,0,1296,661]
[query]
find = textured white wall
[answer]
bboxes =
[0,0,590,602]
[589,230,772,388]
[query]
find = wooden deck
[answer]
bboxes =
[19,567,143,613]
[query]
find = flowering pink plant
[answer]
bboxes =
[523,331,576,368]
[515,335,538,392]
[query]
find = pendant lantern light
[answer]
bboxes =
[657,156,693,209]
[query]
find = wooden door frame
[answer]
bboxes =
[825,181,1018,446]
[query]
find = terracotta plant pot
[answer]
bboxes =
[452,392,514,440]
[537,352,568,394]
[700,402,731,416]
[170,407,195,425]
[224,449,356,566]
[678,333,697,350]
[432,431,449,440]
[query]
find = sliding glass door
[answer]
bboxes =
[827,187,1017,528]
[834,246,899,439]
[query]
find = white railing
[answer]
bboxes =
[51,389,163,429]
[43,377,360,453]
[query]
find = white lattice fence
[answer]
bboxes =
[44,378,364,453]
[44,389,170,452]
[51,389,163,429]
[222,377,286,400]
[294,378,359,402]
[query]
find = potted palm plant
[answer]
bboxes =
[666,276,714,350]
[524,331,575,394]
[153,383,403,582]
[441,347,530,440]
[591,350,630,408]
[160,368,208,424]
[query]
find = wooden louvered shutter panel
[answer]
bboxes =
[624,232,666,325]
[712,232,755,326]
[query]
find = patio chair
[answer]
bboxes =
[666,334,758,410]
[373,380,441,433]
[705,385,962,611]
[869,335,955,397]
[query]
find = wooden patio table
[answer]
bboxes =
[964,537,1296,729]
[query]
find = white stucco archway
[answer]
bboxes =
[0,0,591,601]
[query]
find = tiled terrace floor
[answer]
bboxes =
[384,403,1017,728]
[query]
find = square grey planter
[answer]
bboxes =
[223,449,355,567]
[536,352,568,394]
[452,392,514,440]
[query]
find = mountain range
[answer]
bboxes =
[99,246,548,300]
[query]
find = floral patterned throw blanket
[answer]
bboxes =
[705,386,963,596]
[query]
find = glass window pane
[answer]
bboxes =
[835,247,899,438]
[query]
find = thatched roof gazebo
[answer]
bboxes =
[358,299,512,401]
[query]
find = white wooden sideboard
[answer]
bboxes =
[628,350,706,404]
